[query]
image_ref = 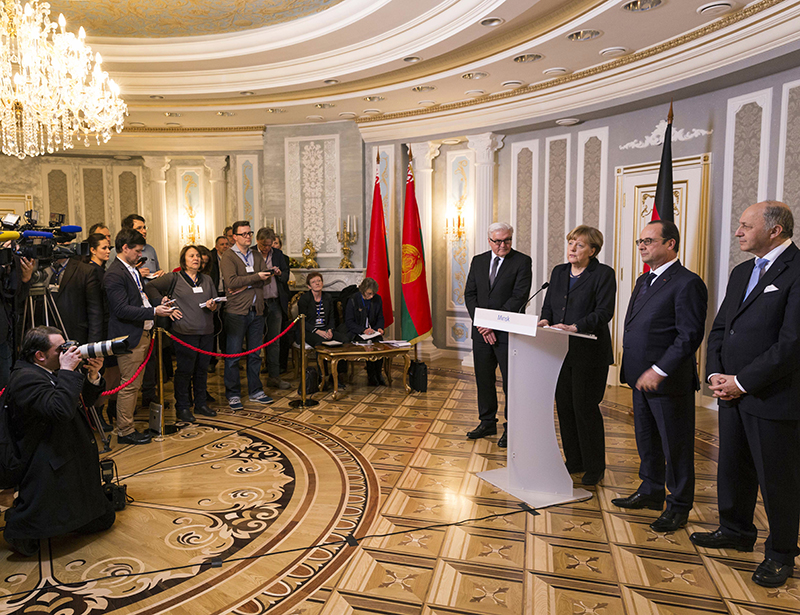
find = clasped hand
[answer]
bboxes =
[709,374,743,400]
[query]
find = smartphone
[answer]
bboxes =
[136,256,147,266]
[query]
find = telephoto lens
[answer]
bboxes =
[61,337,132,358]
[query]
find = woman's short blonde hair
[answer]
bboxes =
[566,225,604,257]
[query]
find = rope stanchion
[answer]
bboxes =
[163,319,297,358]
[289,314,318,409]
[100,336,155,397]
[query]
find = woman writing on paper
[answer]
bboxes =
[345,277,386,386]
[537,225,616,486]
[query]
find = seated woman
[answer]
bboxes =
[345,277,386,386]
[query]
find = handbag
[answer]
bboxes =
[408,360,428,393]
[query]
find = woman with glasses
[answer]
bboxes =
[538,225,616,486]
[345,277,386,386]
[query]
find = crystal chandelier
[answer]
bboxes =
[0,0,127,159]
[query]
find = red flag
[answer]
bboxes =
[644,103,674,272]
[401,159,432,343]
[366,166,394,327]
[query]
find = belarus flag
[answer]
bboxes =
[366,160,394,327]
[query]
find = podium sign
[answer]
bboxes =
[473,308,593,508]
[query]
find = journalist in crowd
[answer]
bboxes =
[146,245,218,422]
[345,277,386,386]
[538,225,616,486]
[0,256,34,389]
[3,326,114,557]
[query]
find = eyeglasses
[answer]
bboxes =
[236,231,253,237]
[635,237,666,247]
[489,237,513,246]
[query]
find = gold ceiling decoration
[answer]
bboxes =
[0,0,127,159]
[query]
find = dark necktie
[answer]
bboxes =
[633,272,656,309]
[489,256,500,287]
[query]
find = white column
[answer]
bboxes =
[204,155,228,246]
[409,141,442,360]
[142,156,171,269]
[467,132,504,242]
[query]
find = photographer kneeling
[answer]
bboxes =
[3,326,114,557]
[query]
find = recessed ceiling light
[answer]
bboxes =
[480,17,504,27]
[266,108,286,113]
[543,67,569,75]
[412,85,436,93]
[418,100,437,107]
[502,80,524,88]
[217,111,235,117]
[339,112,357,119]
[442,138,462,145]
[600,46,628,57]
[315,103,335,109]
[567,29,602,42]
[240,91,255,96]
[364,95,384,102]
[113,155,132,160]
[403,56,421,63]
[462,72,489,80]
[514,54,542,63]
[164,112,181,117]
[465,90,485,97]
[555,118,581,126]
[306,115,324,121]
[697,1,734,15]
[362,109,382,115]
[323,79,339,85]
[149,95,164,100]
[127,122,145,127]
[165,122,181,127]
[622,0,663,11]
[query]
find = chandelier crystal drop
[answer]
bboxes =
[0,0,127,159]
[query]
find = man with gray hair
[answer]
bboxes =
[693,200,800,588]
[464,222,532,447]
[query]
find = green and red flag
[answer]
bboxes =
[400,155,432,343]
[366,158,394,327]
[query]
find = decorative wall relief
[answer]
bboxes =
[285,136,340,257]
[118,171,139,220]
[235,155,260,230]
[178,169,203,246]
[446,150,474,313]
[545,136,569,279]
[776,79,800,228]
[82,168,105,230]
[48,169,69,219]
[577,127,610,262]
[515,147,533,256]
[619,120,713,150]
[446,317,472,349]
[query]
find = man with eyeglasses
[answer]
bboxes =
[464,222,532,447]
[612,220,707,534]
[220,221,275,410]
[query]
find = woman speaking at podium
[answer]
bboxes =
[538,226,616,486]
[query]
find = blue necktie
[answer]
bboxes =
[743,257,769,301]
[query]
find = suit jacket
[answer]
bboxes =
[87,261,109,339]
[4,360,110,540]
[621,261,707,396]
[253,246,290,316]
[540,258,616,366]
[52,258,103,344]
[208,249,224,292]
[707,242,800,420]
[220,246,267,315]
[104,257,156,348]
[345,293,384,335]
[464,249,533,341]
[298,291,335,335]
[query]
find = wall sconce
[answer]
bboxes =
[444,194,467,241]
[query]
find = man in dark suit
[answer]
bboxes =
[254,227,290,390]
[691,201,800,588]
[104,228,177,445]
[464,222,532,447]
[49,251,103,344]
[612,220,707,533]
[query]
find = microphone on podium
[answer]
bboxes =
[519,282,549,313]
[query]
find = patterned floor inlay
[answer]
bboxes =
[1,360,797,614]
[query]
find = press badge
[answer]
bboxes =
[193,286,203,293]
[245,266,254,273]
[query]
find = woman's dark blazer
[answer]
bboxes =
[297,291,335,335]
[345,293,384,336]
[540,258,616,366]
[87,260,109,339]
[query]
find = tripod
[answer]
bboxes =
[23,283,113,452]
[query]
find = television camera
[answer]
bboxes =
[0,210,87,268]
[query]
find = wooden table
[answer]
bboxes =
[315,343,412,400]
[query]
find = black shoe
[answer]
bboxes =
[498,427,507,448]
[106,400,117,423]
[205,392,216,403]
[611,492,665,510]
[117,430,152,445]
[376,375,388,386]
[650,509,689,532]
[93,413,113,433]
[581,470,604,486]
[6,536,39,557]
[176,409,196,423]
[195,404,217,417]
[689,528,755,552]
[207,363,217,374]
[752,558,794,588]
[467,423,497,439]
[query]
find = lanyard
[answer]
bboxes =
[233,246,253,268]
[51,261,68,285]
[180,271,200,287]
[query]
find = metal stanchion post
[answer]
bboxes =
[289,314,319,409]
[154,327,178,440]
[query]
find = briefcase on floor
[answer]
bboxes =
[407,360,428,393]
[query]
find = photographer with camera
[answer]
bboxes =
[3,326,114,557]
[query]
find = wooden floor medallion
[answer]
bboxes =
[0,409,380,615]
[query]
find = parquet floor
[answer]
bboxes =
[1,357,798,614]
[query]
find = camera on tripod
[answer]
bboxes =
[0,210,87,267]
[59,336,133,359]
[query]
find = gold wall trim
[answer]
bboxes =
[122,126,266,134]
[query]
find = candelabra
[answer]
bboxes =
[336,219,357,269]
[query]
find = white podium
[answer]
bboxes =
[473,308,594,508]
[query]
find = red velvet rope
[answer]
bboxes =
[163,319,297,358]
[100,336,155,396]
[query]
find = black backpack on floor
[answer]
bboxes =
[408,360,428,393]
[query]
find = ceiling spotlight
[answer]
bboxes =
[362,109,382,115]
[480,17,504,27]
[622,0,663,11]
[266,108,287,113]
[465,90,485,97]
[149,95,164,100]
[418,100,437,107]
[240,91,255,96]
[113,155,132,160]
[502,80,524,88]
[543,67,569,75]
[217,111,235,117]
[165,122,181,127]
[127,122,145,127]
[364,95,385,102]
[697,1,734,15]
[412,85,436,92]
[600,47,628,57]
[339,112,357,119]
[441,138,462,145]
[555,118,581,126]
[403,56,421,63]
[514,54,542,63]
[462,71,489,80]
[323,79,340,85]
[164,112,181,117]
[567,29,602,42]
[306,115,325,121]
[315,103,335,109]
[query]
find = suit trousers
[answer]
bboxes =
[472,332,508,425]
[224,309,265,399]
[116,331,151,437]
[718,406,800,565]
[555,356,608,474]
[632,389,695,512]
[263,298,282,380]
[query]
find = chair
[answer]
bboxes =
[289,291,316,378]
